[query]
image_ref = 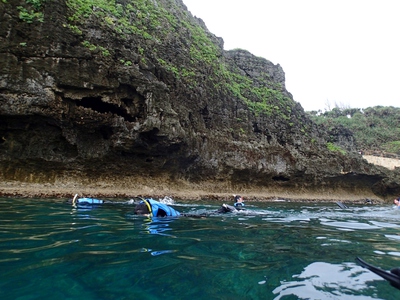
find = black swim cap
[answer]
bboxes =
[234,195,242,201]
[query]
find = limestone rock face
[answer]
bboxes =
[0,0,396,198]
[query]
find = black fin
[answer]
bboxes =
[356,257,400,290]
[336,201,348,209]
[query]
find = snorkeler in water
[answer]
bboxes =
[393,197,400,208]
[70,194,135,207]
[134,198,180,217]
[217,194,246,213]
[233,195,245,208]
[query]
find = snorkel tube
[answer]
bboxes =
[72,194,78,207]
[142,198,153,217]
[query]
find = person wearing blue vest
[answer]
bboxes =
[234,195,245,209]
[134,198,180,217]
[393,197,400,209]
[70,194,135,207]
[217,195,246,213]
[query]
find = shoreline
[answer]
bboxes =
[0,181,384,204]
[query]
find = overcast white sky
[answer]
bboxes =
[183,0,400,111]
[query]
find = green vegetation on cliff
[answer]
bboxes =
[15,0,294,120]
[309,106,400,155]
[17,0,44,22]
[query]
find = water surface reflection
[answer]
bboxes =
[1,198,400,299]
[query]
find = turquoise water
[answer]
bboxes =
[1,198,400,300]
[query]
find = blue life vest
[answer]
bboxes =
[143,198,180,217]
[234,202,245,207]
[77,198,103,205]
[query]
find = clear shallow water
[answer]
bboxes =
[1,198,400,300]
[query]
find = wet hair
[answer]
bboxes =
[234,195,242,202]
[134,202,150,215]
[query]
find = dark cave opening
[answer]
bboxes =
[77,97,135,122]
[272,176,290,182]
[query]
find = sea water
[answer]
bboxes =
[1,198,400,300]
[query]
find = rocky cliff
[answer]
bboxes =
[0,0,396,199]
